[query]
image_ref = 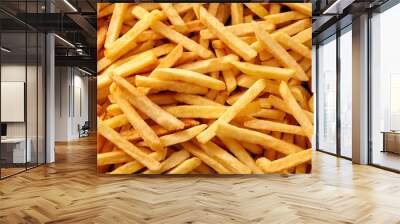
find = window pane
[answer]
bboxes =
[318,36,337,154]
[27,30,38,169]
[340,28,352,158]
[38,32,46,165]
[371,4,400,171]
[1,29,27,177]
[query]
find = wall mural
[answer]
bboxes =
[96,3,313,174]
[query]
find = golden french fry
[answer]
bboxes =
[181,142,231,174]
[196,79,266,143]
[208,3,219,16]
[292,27,312,44]
[160,3,188,33]
[138,44,184,95]
[152,68,226,90]
[104,3,128,49]
[196,140,251,174]
[144,149,190,174]
[252,21,308,81]
[132,6,213,59]
[309,95,314,113]
[218,136,263,174]
[279,81,313,140]
[199,6,257,61]
[97,118,161,170]
[256,149,312,173]
[268,95,313,124]
[216,3,230,24]
[164,105,227,119]
[263,11,307,24]
[236,75,279,95]
[97,23,107,51]
[199,20,274,39]
[148,93,178,105]
[282,3,312,16]
[174,93,222,106]
[230,3,243,25]
[251,19,311,56]
[103,114,129,129]
[110,73,185,130]
[244,119,307,136]
[216,122,304,155]
[105,9,162,59]
[252,109,286,121]
[240,142,263,155]
[230,61,294,81]
[135,75,208,95]
[109,150,165,174]
[183,9,196,22]
[97,150,133,166]
[244,3,268,18]
[167,157,202,174]
[98,50,158,89]
[194,163,215,174]
[178,54,239,73]
[113,50,158,77]
[121,119,199,141]
[269,3,281,14]
[276,32,312,59]
[156,44,183,69]
[112,89,163,152]
[137,124,208,148]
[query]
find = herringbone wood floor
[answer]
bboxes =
[0,136,399,224]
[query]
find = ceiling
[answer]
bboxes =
[312,0,393,44]
[0,0,96,73]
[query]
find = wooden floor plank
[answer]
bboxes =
[0,135,399,223]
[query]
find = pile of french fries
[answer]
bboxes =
[97,3,313,174]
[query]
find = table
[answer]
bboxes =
[1,138,32,164]
[381,131,400,154]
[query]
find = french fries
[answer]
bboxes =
[112,88,164,152]
[110,73,184,130]
[196,79,267,143]
[105,9,162,59]
[97,118,161,170]
[152,68,226,90]
[144,149,190,174]
[199,6,257,61]
[253,21,308,81]
[97,3,313,174]
[230,61,294,81]
[104,3,128,49]
[279,81,313,141]
[216,122,304,155]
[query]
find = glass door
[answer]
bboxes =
[0,30,28,178]
[0,0,47,179]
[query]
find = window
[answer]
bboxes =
[370,3,400,171]
[339,27,352,158]
[0,0,47,179]
[317,35,337,154]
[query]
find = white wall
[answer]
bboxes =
[55,66,70,141]
[1,63,45,163]
[54,67,89,141]
[1,65,29,138]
